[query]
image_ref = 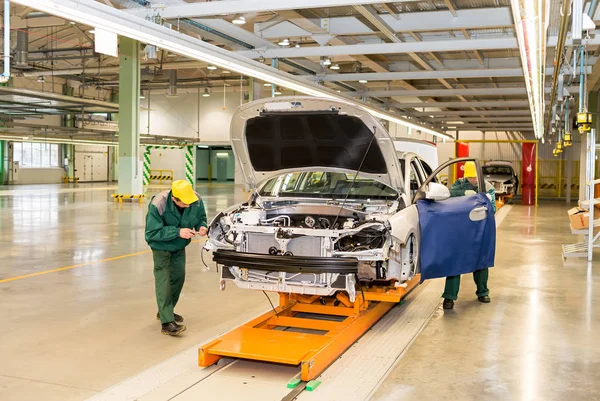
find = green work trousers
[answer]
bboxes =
[442,268,489,301]
[153,248,186,324]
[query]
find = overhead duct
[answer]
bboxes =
[14,29,29,69]
[167,69,177,97]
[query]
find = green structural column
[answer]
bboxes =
[143,146,151,186]
[0,140,4,185]
[185,146,194,185]
[118,37,142,195]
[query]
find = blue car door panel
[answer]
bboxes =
[416,193,496,281]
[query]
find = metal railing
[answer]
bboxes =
[149,169,174,184]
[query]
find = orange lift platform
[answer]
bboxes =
[496,193,513,210]
[198,274,421,382]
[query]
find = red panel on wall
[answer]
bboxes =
[455,142,469,178]
[521,143,536,205]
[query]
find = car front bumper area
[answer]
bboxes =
[213,249,360,301]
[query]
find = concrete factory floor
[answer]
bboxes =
[0,183,599,401]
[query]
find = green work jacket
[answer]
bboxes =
[450,178,497,214]
[145,190,207,252]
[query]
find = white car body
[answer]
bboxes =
[205,97,480,301]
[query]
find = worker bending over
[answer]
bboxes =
[443,161,496,310]
[145,180,208,335]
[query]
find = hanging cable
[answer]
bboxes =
[262,291,278,316]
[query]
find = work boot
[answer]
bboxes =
[161,322,186,336]
[478,295,491,303]
[443,299,454,310]
[156,312,184,323]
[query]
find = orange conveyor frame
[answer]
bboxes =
[199,274,421,382]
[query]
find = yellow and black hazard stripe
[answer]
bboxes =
[539,183,557,189]
[149,175,174,181]
[111,194,146,201]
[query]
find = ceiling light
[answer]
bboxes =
[323,57,332,66]
[37,76,45,83]
[330,64,340,70]
[31,0,450,140]
[359,79,368,83]
[88,29,95,34]
[207,65,217,70]
[202,88,210,97]
[232,15,246,25]
[264,82,272,87]
[274,86,282,95]
[295,43,300,48]
[278,38,289,46]
[222,70,231,74]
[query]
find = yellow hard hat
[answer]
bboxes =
[172,180,199,205]
[463,161,477,178]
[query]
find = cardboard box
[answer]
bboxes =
[568,207,590,230]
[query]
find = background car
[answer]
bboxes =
[482,161,519,196]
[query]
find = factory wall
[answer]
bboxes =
[140,89,244,142]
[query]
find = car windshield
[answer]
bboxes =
[483,165,513,175]
[259,172,398,200]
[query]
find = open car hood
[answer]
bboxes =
[231,96,404,191]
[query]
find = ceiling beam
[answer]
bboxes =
[444,0,458,17]
[348,85,580,97]
[125,0,426,19]
[438,117,532,122]
[236,34,599,59]
[395,100,534,108]
[306,67,574,81]
[418,110,532,116]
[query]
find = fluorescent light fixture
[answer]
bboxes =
[216,152,228,156]
[274,86,282,95]
[510,0,549,139]
[222,70,231,74]
[88,29,95,34]
[359,79,368,83]
[264,82,272,87]
[278,38,289,46]
[21,0,450,141]
[295,43,300,48]
[139,94,145,99]
[330,64,340,70]
[197,145,209,148]
[207,65,217,70]
[202,88,210,97]
[323,57,331,66]
[232,15,246,25]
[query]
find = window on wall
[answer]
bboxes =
[13,142,60,168]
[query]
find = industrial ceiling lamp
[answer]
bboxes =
[323,57,332,66]
[207,64,217,70]
[232,15,246,25]
[21,0,449,140]
[37,76,45,83]
[274,86,282,95]
[202,88,210,97]
[278,38,290,47]
[359,79,368,84]
[264,82,272,87]
[510,0,550,139]
[330,63,340,70]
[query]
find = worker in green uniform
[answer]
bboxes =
[145,180,208,335]
[443,161,496,310]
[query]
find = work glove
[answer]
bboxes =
[465,190,476,196]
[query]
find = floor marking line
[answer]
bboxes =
[0,240,203,284]
[0,374,98,392]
